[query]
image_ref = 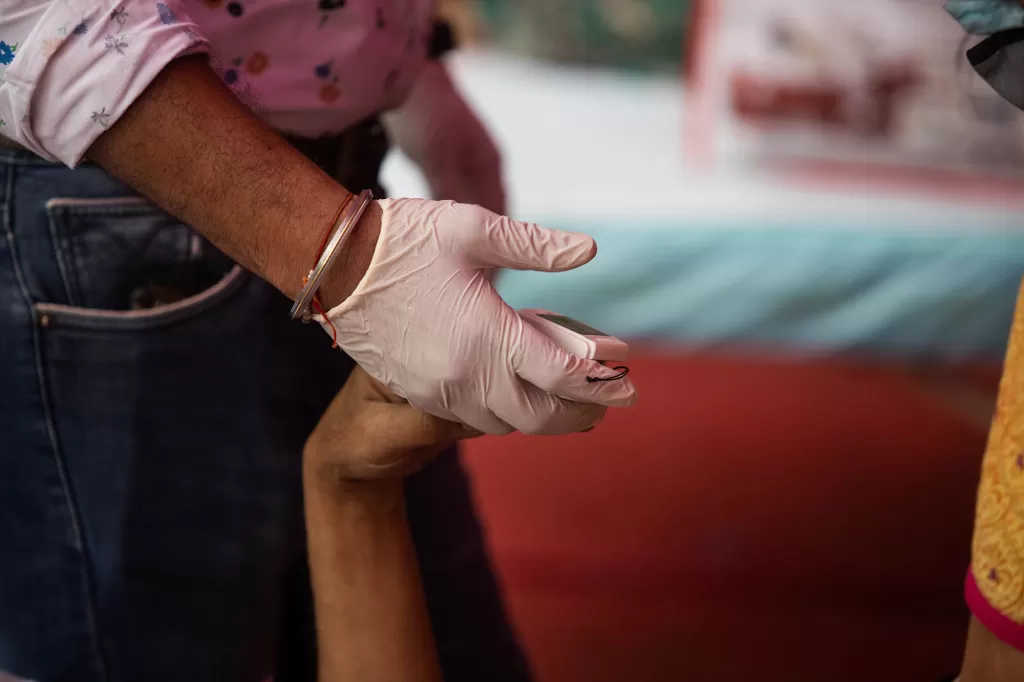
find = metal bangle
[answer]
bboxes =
[289,189,374,322]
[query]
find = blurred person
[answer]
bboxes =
[946,1,1024,679]
[0,1,637,680]
[952,283,1024,682]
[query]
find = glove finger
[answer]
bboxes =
[408,394,514,437]
[489,381,607,436]
[455,203,596,272]
[510,320,637,407]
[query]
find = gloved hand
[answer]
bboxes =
[317,198,637,435]
[383,61,505,214]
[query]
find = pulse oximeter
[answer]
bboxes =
[519,309,629,363]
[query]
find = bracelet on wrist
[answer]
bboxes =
[289,189,374,334]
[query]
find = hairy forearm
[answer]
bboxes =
[87,55,379,307]
[303,469,442,682]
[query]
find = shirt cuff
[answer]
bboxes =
[967,567,1024,652]
[0,0,208,166]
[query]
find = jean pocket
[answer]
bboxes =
[39,197,250,331]
[34,265,249,331]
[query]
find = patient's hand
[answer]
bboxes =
[304,366,481,482]
[303,366,464,682]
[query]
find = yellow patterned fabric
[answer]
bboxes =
[973,279,1024,623]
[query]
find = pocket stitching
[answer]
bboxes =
[45,197,159,308]
[35,265,250,331]
[45,197,150,212]
[43,196,211,318]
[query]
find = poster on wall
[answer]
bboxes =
[686,0,1024,188]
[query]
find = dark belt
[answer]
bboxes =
[284,116,390,196]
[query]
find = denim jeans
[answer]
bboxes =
[0,149,530,682]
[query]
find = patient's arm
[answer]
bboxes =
[302,368,477,682]
[303,475,441,682]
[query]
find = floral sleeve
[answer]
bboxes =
[0,0,208,166]
[967,278,1024,651]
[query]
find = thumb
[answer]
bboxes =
[470,210,597,272]
[354,405,483,480]
[381,404,483,451]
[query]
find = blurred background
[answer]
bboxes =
[384,1,1024,680]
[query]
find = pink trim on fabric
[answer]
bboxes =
[966,567,1024,652]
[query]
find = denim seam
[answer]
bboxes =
[1,164,110,681]
[44,206,79,307]
[0,155,66,167]
[43,198,201,309]
[34,264,250,331]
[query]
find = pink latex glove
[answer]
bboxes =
[317,199,637,435]
[383,61,506,214]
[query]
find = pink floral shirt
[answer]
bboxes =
[0,0,434,166]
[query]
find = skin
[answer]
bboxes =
[87,56,378,309]
[82,55,630,436]
[961,616,1024,682]
[302,367,479,682]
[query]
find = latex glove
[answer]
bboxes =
[383,61,505,215]
[317,199,637,435]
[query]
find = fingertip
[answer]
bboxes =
[520,224,597,272]
[557,232,597,271]
[576,233,598,259]
[619,379,639,407]
[579,370,638,408]
[458,427,486,441]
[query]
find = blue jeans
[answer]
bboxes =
[0,149,530,682]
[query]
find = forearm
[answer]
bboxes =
[303,467,441,682]
[962,616,1024,682]
[87,55,379,307]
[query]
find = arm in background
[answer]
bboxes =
[962,616,1024,682]
[960,281,1024,681]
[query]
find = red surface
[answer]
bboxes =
[463,349,998,682]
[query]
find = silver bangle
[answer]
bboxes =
[289,189,374,323]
